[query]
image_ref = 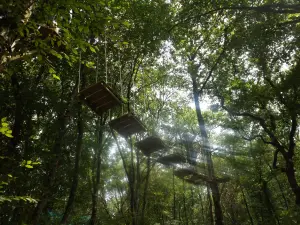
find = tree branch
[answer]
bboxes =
[199,27,229,94]
[273,149,280,169]
[170,3,300,31]
[219,96,286,153]
[288,115,297,156]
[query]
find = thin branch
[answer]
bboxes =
[199,27,229,94]
[288,115,297,156]
[240,134,273,145]
[273,149,280,169]
[169,3,300,31]
[219,96,286,153]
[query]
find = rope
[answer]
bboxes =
[96,55,98,83]
[78,50,81,93]
[119,48,123,114]
[132,62,135,113]
[104,29,108,83]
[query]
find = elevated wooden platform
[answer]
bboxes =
[109,113,146,137]
[79,81,122,115]
[135,136,166,156]
[158,154,186,166]
[174,168,198,179]
[174,168,230,185]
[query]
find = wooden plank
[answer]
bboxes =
[85,89,108,102]
[158,154,186,165]
[136,136,165,155]
[110,113,146,137]
[79,81,123,113]
[114,122,145,137]
[79,82,104,97]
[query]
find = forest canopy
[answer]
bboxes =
[1,0,300,225]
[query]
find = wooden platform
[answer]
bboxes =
[135,136,166,156]
[109,113,146,137]
[174,168,199,179]
[79,81,122,115]
[174,168,230,185]
[158,154,186,166]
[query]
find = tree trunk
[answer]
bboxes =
[183,180,188,225]
[90,124,104,225]
[262,181,281,225]
[31,112,69,225]
[199,193,205,225]
[173,167,176,220]
[207,186,214,225]
[141,156,151,225]
[285,158,300,205]
[61,102,84,224]
[191,74,224,225]
[240,185,254,225]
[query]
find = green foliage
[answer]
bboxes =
[0,118,13,138]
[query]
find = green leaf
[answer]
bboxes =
[50,50,63,59]
[89,46,96,53]
[1,118,7,122]
[52,74,61,80]
[27,161,32,164]
[25,165,33,169]
[122,21,131,27]
[5,133,13,138]
[0,127,8,133]
[2,123,8,127]
[8,174,12,178]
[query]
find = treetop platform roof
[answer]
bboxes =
[109,113,146,137]
[135,136,166,156]
[79,81,123,115]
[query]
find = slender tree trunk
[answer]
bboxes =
[190,187,195,225]
[285,158,300,205]
[61,102,84,224]
[90,124,104,225]
[191,73,224,225]
[128,136,137,225]
[173,167,176,220]
[207,186,214,225]
[141,156,151,225]
[266,162,289,209]
[262,181,281,225]
[31,112,69,225]
[199,193,205,225]
[240,185,254,225]
[183,180,189,225]
[7,73,24,159]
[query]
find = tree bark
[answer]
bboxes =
[61,102,84,224]
[90,123,104,225]
[182,180,188,225]
[140,156,151,225]
[31,111,69,225]
[240,185,254,225]
[191,74,224,225]
[173,167,176,220]
[207,186,214,225]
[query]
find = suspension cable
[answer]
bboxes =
[119,48,123,114]
[96,55,98,83]
[104,29,108,83]
[78,50,81,93]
